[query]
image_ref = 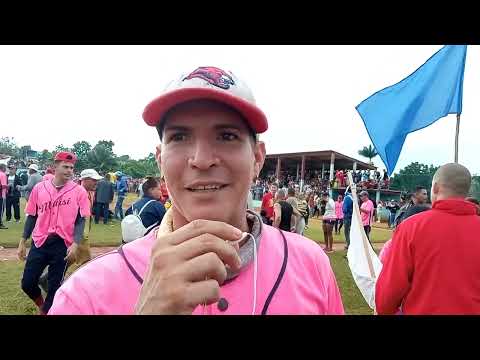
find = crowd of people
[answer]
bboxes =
[252,168,391,203]
[4,65,480,316]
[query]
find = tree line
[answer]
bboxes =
[0,137,159,179]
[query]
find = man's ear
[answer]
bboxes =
[155,145,162,171]
[253,141,266,180]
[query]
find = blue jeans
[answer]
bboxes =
[95,202,110,224]
[389,212,396,227]
[21,235,68,314]
[115,195,125,220]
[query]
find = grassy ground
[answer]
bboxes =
[0,196,392,315]
[0,194,139,248]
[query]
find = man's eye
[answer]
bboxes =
[169,133,187,142]
[219,132,238,141]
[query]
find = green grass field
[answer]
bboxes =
[0,195,392,315]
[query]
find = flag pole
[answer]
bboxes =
[454,113,461,163]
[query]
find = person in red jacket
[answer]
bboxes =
[261,183,277,225]
[376,163,480,315]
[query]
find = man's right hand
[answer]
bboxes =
[17,239,27,261]
[134,219,243,315]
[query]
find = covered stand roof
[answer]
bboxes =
[260,150,376,177]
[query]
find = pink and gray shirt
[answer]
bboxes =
[49,210,345,315]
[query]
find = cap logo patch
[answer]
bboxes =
[183,66,235,90]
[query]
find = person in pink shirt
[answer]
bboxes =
[0,164,8,229]
[359,190,374,242]
[334,194,344,235]
[49,66,344,315]
[43,167,55,182]
[17,151,91,315]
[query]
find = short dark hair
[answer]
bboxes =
[142,177,160,197]
[0,164,6,171]
[287,187,295,196]
[415,186,427,193]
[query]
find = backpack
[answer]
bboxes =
[121,200,156,243]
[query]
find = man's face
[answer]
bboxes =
[82,178,98,191]
[9,167,16,175]
[415,189,428,204]
[55,161,74,182]
[270,184,278,197]
[150,183,163,201]
[157,101,266,225]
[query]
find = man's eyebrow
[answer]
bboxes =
[163,125,190,132]
[213,124,246,131]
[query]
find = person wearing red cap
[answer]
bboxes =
[17,151,91,314]
[49,66,343,315]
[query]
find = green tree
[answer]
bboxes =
[390,162,440,193]
[358,144,378,164]
[72,141,92,172]
[37,149,53,169]
[96,140,115,154]
[53,144,71,156]
[0,137,19,156]
[86,143,117,173]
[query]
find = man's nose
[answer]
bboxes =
[188,140,220,170]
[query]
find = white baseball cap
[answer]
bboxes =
[80,169,103,180]
[28,164,39,172]
[142,66,268,134]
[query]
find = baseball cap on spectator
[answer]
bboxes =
[80,169,103,180]
[142,66,268,135]
[54,151,77,164]
[28,164,39,172]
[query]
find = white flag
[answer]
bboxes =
[346,172,383,310]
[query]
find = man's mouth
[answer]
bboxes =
[186,184,228,193]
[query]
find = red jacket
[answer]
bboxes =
[376,199,480,315]
[261,192,274,219]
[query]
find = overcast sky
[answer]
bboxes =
[1,45,478,175]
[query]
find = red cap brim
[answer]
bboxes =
[142,87,268,133]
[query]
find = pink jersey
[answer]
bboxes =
[0,171,7,198]
[43,173,55,181]
[335,201,344,220]
[360,200,374,226]
[25,180,91,248]
[49,222,344,315]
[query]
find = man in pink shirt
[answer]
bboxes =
[359,190,374,241]
[0,164,7,229]
[334,194,344,235]
[17,151,91,315]
[49,66,344,315]
[43,167,55,181]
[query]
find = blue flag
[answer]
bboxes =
[356,45,467,176]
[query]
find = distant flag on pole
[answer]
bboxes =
[356,45,468,176]
[346,172,382,310]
